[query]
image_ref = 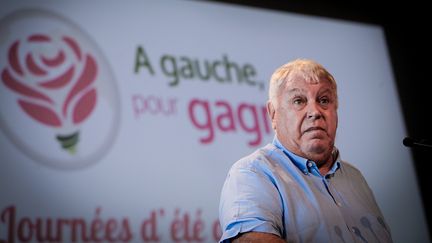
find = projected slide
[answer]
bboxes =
[0,1,428,242]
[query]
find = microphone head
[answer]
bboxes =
[403,137,432,149]
[403,137,415,147]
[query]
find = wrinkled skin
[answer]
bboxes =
[268,78,338,174]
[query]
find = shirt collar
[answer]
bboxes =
[272,136,341,176]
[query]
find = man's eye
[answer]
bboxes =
[293,98,304,105]
[319,97,330,104]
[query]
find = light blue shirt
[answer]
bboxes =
[219,137,392,242]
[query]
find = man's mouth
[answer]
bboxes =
[304,127,325,133]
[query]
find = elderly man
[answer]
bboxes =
[219,59,392,242]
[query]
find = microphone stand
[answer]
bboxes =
[403,137,432,149]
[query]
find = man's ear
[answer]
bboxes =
[267,101,276,130]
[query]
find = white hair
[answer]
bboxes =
[268,59,338,108]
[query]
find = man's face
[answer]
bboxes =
[269,78,338,165]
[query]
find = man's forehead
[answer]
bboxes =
[284,80,334,93]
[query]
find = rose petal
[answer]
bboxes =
[42,50,65,67]
[26,53,47,76]
[73,88,96,124]
[28,34,50,42]
[62,55,97,117]
[8,41,23,75]
[27,34,51,42]
[39,66,74,89]
[18,99,61,127]
[2,69,53,104]
[63,36,81,60]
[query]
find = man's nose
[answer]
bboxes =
[307,102,322,120]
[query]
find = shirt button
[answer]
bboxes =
[336,202,342,207]
[307,161,313,167]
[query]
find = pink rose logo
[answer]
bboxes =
[1,34,97,154]
[0,9,120,169]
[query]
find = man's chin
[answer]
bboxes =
[306,138,327,148]
[302,140,330,157]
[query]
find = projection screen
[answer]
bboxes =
[0,1,429,242]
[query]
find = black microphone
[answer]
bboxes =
[403,137,432,149]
